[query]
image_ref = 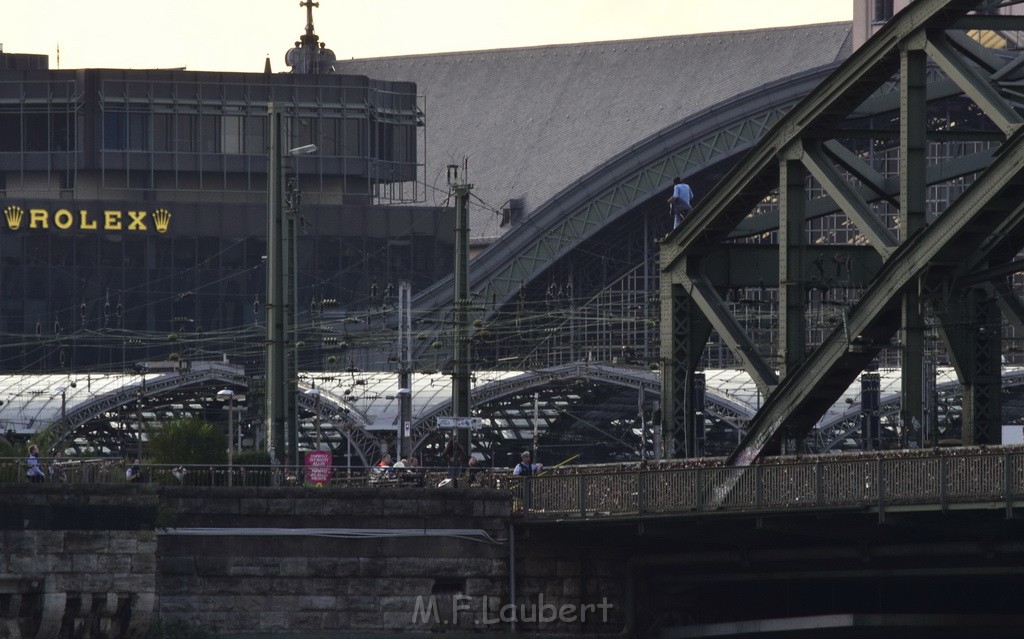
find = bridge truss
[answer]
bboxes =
[661,0,1024,463]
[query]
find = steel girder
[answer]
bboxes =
[659,0,1024,466]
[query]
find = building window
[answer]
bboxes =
[0,112,20,152]
[24,111,49,151]
[244,114,265,155]
[153,113,171,152]
[873,0,894,23]
[222,113,243,155]
[293,116,318,148]
[103,111,126,150]
[102,110,147,151]
[128,112,148,151]
[175,113,197,152]
[200,114,220,154]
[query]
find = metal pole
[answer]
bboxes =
[399,280,412,458]
[450,161,473,456]
[638,386,646,462]
[346,427,352,478]
[228,395,234,487]
[532,392,539,461]
[266,103,286,466]
[286,178,298,468]
[315,395,322,449]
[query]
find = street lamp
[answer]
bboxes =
[217,389,236,486]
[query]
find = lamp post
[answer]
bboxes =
[217,389,236,486]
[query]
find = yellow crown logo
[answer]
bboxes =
[3,205,24,230]
[152,208,172,233]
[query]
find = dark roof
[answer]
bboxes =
[336,22,852,241]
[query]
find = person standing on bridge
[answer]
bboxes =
[26,445,45,483]
[513,451,543,511]
[443,436,466,488]
[513,451,542,476]
[668,177,693,229]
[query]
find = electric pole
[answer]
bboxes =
[449,160,473,456]
[266,103,287,467]
[398,280,412,458]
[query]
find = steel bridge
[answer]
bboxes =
[661,0,1024,464]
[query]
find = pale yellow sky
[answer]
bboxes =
[1,0,853,73]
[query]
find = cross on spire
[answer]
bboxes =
[300,0,320,37]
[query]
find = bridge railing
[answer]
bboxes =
[520,448,1024,519]
[0,458,513,490]
[6,448,1024,519]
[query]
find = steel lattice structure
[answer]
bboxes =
[660,0,1024,464]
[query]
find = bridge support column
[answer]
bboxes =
[779,152,808,379]
[900,39,928,448]
[962,290,1002,445]
[662,277,711,457]
[941,287,1002,445]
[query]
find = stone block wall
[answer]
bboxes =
[156,486,513,636]
[0,485,629,638]
[0,486,158,639]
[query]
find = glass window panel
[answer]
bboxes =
[0,112,19,152]
[103,111,126,150]
[175,113,195,152]
[222,113,243,154]
[200,114,219,153]
[50,112,71,152]
[23,111,48,151]
[153,113,173,152]
[245,115,265,155]
[128,112,148,151]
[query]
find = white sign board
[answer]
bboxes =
[1002,425,1024,445]
[437,417,483,430]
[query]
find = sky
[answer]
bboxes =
[1,0,853,73]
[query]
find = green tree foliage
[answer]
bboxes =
[146,417,226,465]
[0,437,22,458]
[235,450,271,466]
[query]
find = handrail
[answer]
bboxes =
[0,459,513,491]
[518,448,1024,520]
[3,448,1023,523]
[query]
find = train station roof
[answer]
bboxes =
[336,22,853,242]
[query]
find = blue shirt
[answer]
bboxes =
[673,182,693,205]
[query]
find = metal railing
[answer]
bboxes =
[518,448,1024,520]
[0,458,513,491]
[6,448,1024,523]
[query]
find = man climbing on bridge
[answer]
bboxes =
[668,176,693,229]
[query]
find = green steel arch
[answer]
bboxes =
[410,66,845,361]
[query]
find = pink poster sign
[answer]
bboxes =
[305,450,332,487]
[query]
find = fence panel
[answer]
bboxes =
[944,454,1006,503]
[528,475,581,516]
[643,468,699,513]
[758,463,817,509]
[819,458,877,507]
[583,472,639,516]
[882,456,940,505]
[700,466,757,512]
